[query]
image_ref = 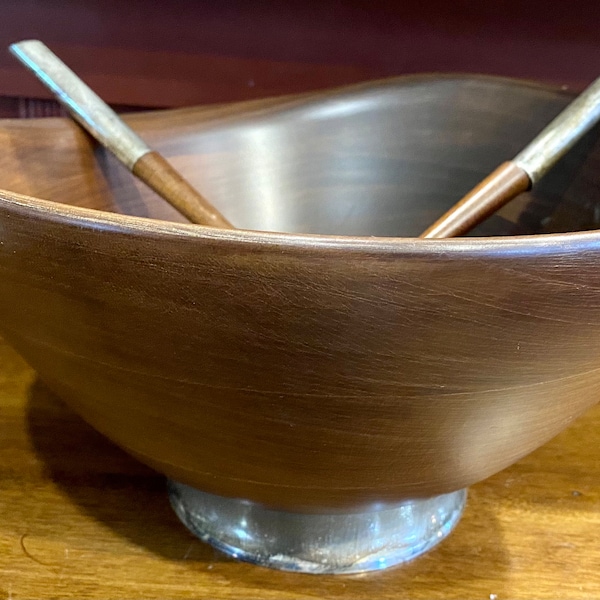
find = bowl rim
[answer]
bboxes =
[2,73,600,260]
[3,187,600,260]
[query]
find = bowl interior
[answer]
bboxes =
[3,77,600,237]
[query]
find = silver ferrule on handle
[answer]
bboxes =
[513,77,600,184]
[10,40,150,170]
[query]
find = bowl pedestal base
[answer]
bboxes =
[168,481,466,574]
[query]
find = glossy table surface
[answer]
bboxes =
[1,336,599,599]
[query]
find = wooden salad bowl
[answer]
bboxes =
[1,75,600,512]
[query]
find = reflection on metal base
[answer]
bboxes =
[168,481,466,574]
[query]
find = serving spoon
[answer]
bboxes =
[11,39,600,238]
[10,40,232,228]
[421,75,600,238]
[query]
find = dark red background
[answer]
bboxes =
[1,0,598,114]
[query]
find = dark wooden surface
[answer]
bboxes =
[1,0,600,113]
[2,336,600,599]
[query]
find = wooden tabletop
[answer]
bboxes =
[1,335,599,599]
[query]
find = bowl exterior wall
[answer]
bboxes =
[1,76,600,510]
[1,201,600,509]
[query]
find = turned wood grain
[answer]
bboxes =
[2,77,600,512]
[2,337,599,599]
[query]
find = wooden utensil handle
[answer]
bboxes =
[10,40,233,228]
[420,162,531,239]
[422,76,600,238]
[133,152,233,228]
